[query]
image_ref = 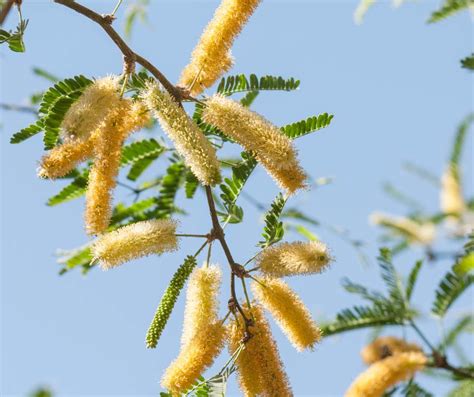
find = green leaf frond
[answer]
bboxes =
[0,18,28,53]
[47,170,89,206]
[280,113,334,139]
[428,0,474,23]
[10,75,93,148]
[405,260,423,301]
[57,246,93,275]
[401,380,434,397]
[217,74,300,95]
[432,271,474,317]
[184,171,199,199]
[120,138,165,166]
[321,303,408,336]
[258,193,287,248]
[145,255,197,348]
[450,113,474,168]
[378,248,407,307]
[439,315,474,351]
[341,278,388,305]
[461,53,474,71]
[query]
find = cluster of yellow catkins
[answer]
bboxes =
[345,336,426,397]
[38,76,150,235]
[179,0,262,95]
[37,1,339,395]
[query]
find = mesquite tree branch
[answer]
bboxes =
[0,0,15,25]
[53,0,183,101]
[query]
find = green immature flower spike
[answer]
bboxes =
[145,255,198,349]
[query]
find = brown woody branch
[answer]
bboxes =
[0,0,17,26]
[53,0,183,101]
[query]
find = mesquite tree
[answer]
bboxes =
[2,0,473,396]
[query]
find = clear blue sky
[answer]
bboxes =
[1,1,473,396]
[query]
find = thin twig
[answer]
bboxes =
[53,0,183,101]
[0,0,15,25]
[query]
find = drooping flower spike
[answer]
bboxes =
[141,81,221,186]
[361,336,423,365]
[203,94,307,194]
[257,241,332,277]
[85,100,150,235]
[179,0,262,95]
[440,164,465,216]
[370,212,435,245]
[228,303,292,397]
[252,277,321,351]
[345,352,427,397]
[91,218,178,270]
[161,265,226,395]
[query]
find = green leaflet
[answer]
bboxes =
[217,74,300,95]
[57,246,93,275]
[184,170,199,199]
[461,53,474,71]
[120,138,164,165]
[0,18,28,53]
[450,113,474,167]
[428,0,474,23]
[447,380,474,397]
[47,171,89,206]
[126,156,158,181]
[432,271,474,317]
[258,193,286,248]
[406,260,423,301]
[145,255,197,348]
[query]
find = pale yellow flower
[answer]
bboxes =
[228,303,292,397]
[252,277,321,351]
[257,241,332,277]
[92,219,178,269]
[61,76,122,142]
[37,138,94,179]
[203,94,307,194]
[161,265,225,395]
[370,212,435,245]
[345,352,427,397]
[354,0,376,25]
[141,82,221,186]
[179,0,261,95]
[440,165,465,216]
[85,100,150,235]
[361,336,422,365]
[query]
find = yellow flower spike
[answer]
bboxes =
[257,241,332,277]
[61,75,122,142]
[361,336,423,365]
[161,265,226,395]
[202,94,307,194]
[37,138,94,179]
[179,0,261,95]
[91,219,178,270]
[440,165,465,216]
[228,303,292,397]
[252,277,321,352]
[85,100,150,235]
[345,352,427,397]
[370,212,435,245]
[141,82,221,186]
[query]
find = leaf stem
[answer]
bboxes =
[111,0,124,16]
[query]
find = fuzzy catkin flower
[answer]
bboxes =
[440,165,465,216]
[85,100,150,235]
[370,212,435,245]
[37,138,94,179]
[252,277,321,351]
[141,82,221,186]
[202,94,307,194]
[91,219,178,269]
[361,336,422,365]
[61,76,122,142]
[181,265,222,346]
[161,265,225,394]
[257,241,332,278]
[228,303,292,397]
[345,352,427,397]
[179,0,261,95]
